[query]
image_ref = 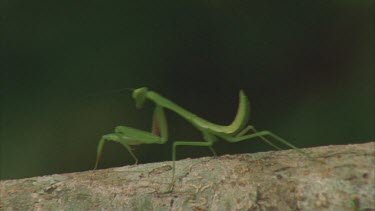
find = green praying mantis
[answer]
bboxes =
[94,87,307,183]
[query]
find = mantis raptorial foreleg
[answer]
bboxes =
[152,105,168,139]
[94,105,168,170]
[94,87,310,189]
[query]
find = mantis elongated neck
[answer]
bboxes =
[146,90,250,135]
[146,91,196,119]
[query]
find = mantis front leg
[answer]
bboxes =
[94,105,169,169]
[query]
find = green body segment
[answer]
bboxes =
[94,87,308,189]
[146,90,250,135]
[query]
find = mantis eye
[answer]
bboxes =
[132,87,148,108]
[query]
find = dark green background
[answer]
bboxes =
[1,1,374,180]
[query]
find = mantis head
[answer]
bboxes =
[132,87,149,108]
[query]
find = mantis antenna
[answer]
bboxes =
[85,87,135,98]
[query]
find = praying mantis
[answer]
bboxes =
[94,87,307,184]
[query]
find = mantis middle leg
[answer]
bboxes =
[171,131,217,182]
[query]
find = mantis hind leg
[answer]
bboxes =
[223,130,308,156]
[236,125,282,150]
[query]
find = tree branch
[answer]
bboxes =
[1,142,374,210]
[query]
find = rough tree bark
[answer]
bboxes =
[1,142,374,210]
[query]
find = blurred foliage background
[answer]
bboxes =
[1,1,373,180]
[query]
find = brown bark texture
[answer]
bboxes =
[1,142,374,210]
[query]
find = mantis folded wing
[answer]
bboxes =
[94,87,308,186]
